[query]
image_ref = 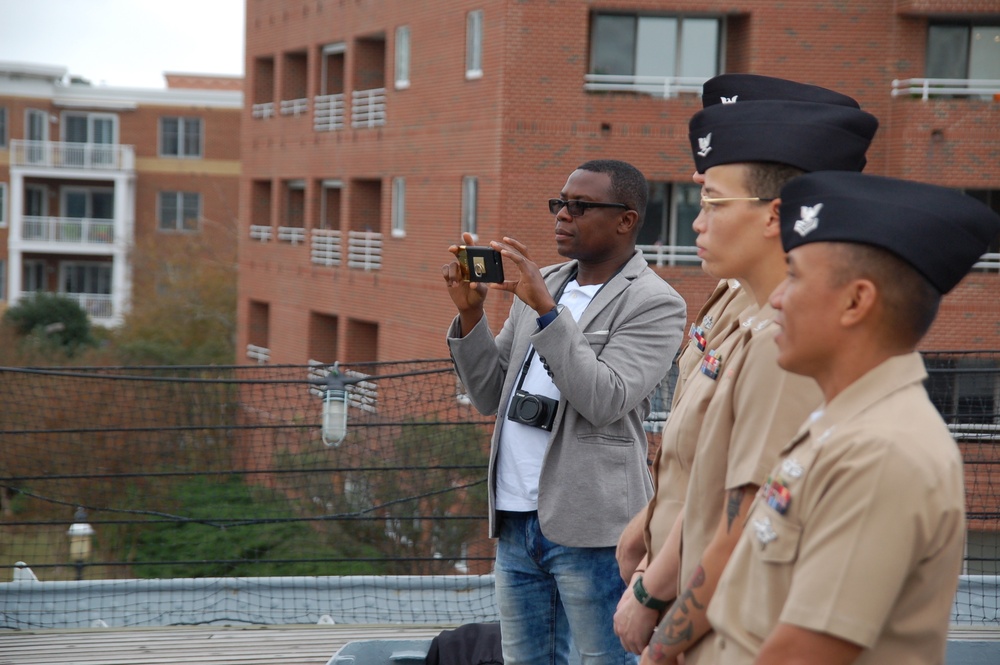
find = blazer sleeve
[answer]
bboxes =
[446,304,520,416]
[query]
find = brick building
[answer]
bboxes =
[239,0,999,365]
[0,62,241,326]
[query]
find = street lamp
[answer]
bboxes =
[67,507,94,581]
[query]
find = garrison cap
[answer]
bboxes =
[779,171,1000,294]
[688,100,878,174]
[702,74,861,108]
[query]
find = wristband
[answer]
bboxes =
[633,575,670,611]
[536,306,559,329]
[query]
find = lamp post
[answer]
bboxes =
[67,507,94,581]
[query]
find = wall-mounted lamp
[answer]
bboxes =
[67,507,95,581]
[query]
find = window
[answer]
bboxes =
[391,177,406,237]
[466,10,483,79]
[22,260,46,292]
[462,176,478,237]
[285,180,305,228]
[61,262,112,295]
[25,109,48,163]
[927,23,1000,81]
[62,112,116,167]
[395,26,410,89]
[158,192,201,231]
[0,108,7,148]
[590,14,720,81]
[159,117,203,158]
[0,182,6,228]
[637,182,701,264]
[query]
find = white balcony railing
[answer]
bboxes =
[351,88,386,128]
[891,78,1000,101]
[277,226,306,245]
[9,140,135,171]
[583,74,707,98]
[249,225,273,242]
[314,93,346,131]
[252,102,275,119]
[974,253,1000,271]
[61,292,114,319]
[22,216,115,245]
[311,229,342,266]
[246,344,271,364]
[280,98,309,116]
[347,230,383,270]
[638,244,701,267]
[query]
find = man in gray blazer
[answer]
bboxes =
[442,159,686,665]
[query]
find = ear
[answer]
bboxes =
[840,278,878,328]
[618,209,639,235]
[762,197,782,239]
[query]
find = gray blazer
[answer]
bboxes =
[447,250,686,547]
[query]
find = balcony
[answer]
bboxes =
[22,216,114,245]
[9,140,135,172]
[61,292,114,320]
[311,229,342,266]
[280,98,309,116]
[892,78,1000,101]
[277,226,306,245]
[314,94,346,131]
[249,225,273,242]
[247,344,271,364]
[252,102,275,119]
[583,74,707,98]
[347,230,382,270]
[351,88,386,128]
[638,244,700,267]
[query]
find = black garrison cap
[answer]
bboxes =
[702,74,861,109]
[779,171,1000,294]
[688,100,878,174]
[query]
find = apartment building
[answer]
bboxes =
[239,0,999,364]
[0,62,241,327]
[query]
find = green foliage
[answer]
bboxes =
[2,292,96,357]
[133,476,386,578]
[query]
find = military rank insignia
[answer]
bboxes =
[700,349,722,380]
[688,322,707,351]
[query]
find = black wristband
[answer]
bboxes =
[633,575,670,611]
[536,306,559,329]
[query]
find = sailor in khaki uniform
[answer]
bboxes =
[709,172,1000,665]
[616,76,878,659]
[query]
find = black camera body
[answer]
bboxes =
[507,389,559,431]
[457,245,505,283]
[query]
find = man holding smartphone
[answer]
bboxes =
[442,159,687,665]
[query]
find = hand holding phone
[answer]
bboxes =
[456,245,505,283]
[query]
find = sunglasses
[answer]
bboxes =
[548,198,630,217]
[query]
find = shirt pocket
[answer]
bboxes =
[742,513,803,639]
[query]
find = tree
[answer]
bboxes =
[2,292,96,358]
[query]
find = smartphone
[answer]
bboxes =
[457,245,505,283]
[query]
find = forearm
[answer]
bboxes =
[617,510,649,581]
[645,489,754,663]
[639,508,683,602]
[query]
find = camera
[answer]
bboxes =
[507,390,559,431]
[457,245,505,283]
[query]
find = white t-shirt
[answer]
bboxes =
[495,280,601,511]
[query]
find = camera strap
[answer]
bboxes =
[514,266,578,391]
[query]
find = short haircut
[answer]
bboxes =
[577,159,648,231]
[743,162,806,200]
[826,242,941,347]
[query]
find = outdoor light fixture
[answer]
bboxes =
[321,368,350,447]
[67,507,95,581]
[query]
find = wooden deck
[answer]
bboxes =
[0,624,451,665]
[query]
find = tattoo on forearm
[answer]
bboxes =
[726,489,743,533]
[648,565,707,658]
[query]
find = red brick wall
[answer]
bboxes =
[238,0,1000,368]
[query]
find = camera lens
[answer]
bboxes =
[517,395,543,422]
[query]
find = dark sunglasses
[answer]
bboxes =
[548,198,630,217]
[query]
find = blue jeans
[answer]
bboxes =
[495,511,637,665]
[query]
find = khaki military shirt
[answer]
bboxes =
[680,304,823,665]
[708,353,965,665]
[644,281,750,558]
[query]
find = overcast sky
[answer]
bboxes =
[0,0,245,88]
